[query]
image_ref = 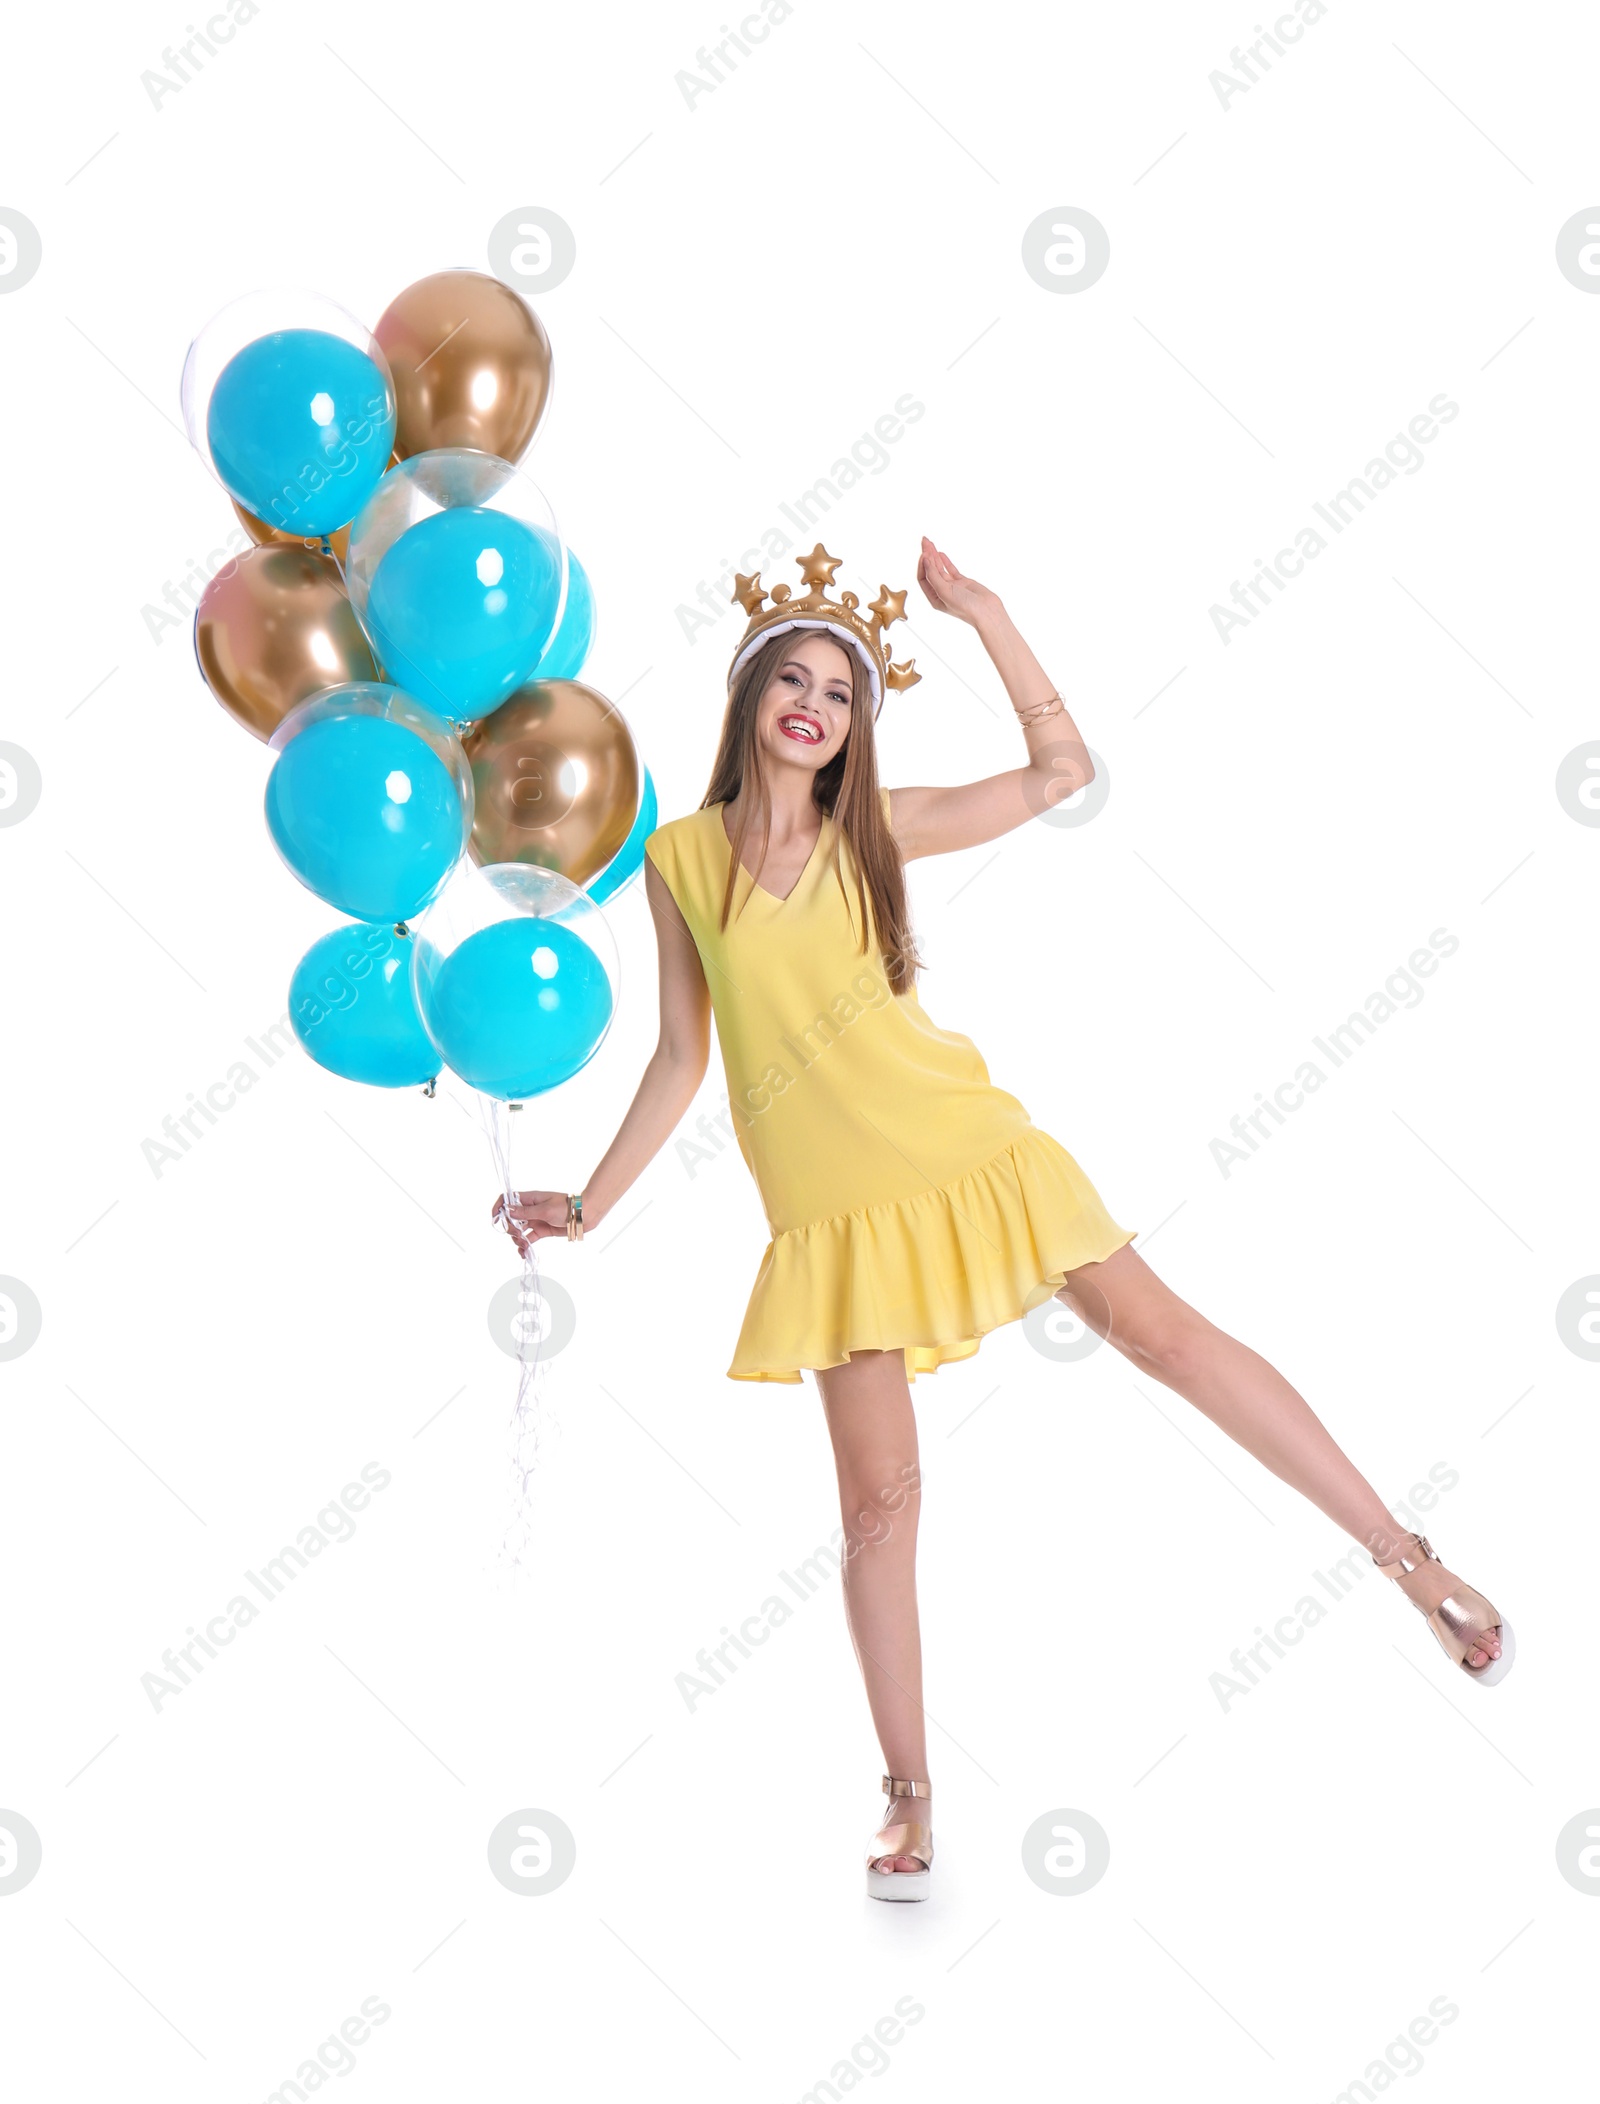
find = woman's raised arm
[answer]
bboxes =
[884,538,1094,862]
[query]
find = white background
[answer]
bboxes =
[2,1,1596,2096]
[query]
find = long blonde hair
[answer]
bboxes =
[701,627,921,993]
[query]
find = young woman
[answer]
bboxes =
[494,537,1513,1902]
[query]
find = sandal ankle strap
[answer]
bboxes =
[1372,1531,1438,1578]
[882,1774,931,1799]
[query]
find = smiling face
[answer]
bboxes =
[753,630,858,779]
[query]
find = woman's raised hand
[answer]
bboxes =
[916,536,1002,629]
[491,1188,568,1257]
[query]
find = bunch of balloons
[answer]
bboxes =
[183,271,657,1103]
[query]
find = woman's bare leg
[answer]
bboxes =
[1058,1245,1500,1666]
[815,1347,931,1872]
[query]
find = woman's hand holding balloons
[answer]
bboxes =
[491,1189,570,1256]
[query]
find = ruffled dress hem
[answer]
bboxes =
[726,1126,1136,1384]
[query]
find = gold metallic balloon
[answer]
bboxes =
[463,681,639,884]
[375,270,553,464]
[232,497,351,567]
[194,545,380,742]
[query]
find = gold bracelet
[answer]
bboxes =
[1015,691,1064,727]
[565,1193,585,1242]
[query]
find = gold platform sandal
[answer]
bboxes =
[1374,1532,1515,1687]
[867,1776,933,1903]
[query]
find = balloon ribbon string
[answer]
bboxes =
[478,1094,545,1557]
[318,533,350,591]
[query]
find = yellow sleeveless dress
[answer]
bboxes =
[643,791,1136,1383]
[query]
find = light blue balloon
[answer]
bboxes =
[365,507,563,719]
[413,916,613,1100]
[290,923,439,1089]
[587,767,657,905]
[266,715,465,922]
[207,328,395,538]
[535,545,595,681]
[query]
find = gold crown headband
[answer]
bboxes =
[728,543,921,721]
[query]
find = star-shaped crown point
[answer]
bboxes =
[796,543,843,590]
[728,543,921,714]
[867,586,908,634]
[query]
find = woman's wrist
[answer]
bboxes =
[973,600,1015,652]
[976,605,1061,720]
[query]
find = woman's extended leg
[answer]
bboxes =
[1057,1245,1502,1668]
[815,1347,932,1873]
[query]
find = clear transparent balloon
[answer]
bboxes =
[416,860,618,1000]
[345,449,566,621]
[180,288,390,484]
[268,680,475,838]
[411,860,621,1100]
